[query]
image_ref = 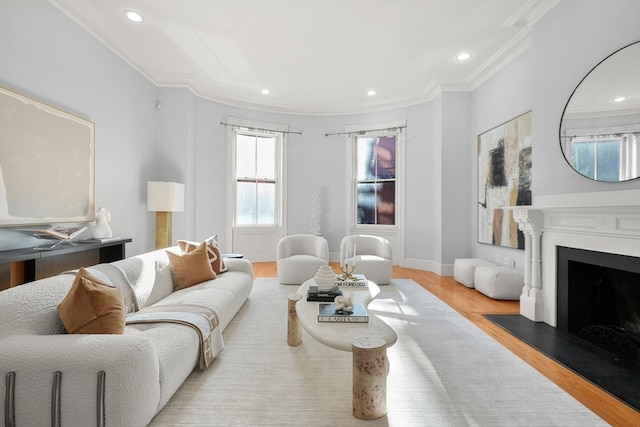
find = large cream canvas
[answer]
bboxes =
[0,86,95,226]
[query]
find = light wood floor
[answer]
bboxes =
[252,262,640,427]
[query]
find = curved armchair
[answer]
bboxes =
[276,234,329,285]
[340,235,393,285]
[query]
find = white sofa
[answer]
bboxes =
[0,247,254,427]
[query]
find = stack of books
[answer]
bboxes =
[335,273,368,287]
[307,284,342,302]
[317,302,369,323]
[80,237,123,243]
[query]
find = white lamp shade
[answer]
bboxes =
[147,181,184,212]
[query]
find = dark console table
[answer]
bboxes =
[0,238,132,290]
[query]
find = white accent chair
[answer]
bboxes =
[340,235,393,285]
[276,234,329,285]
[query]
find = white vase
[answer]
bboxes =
[314,266,336,292]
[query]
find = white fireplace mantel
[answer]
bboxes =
[506,189,640,326]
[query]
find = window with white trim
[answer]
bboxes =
[345,120,405,232]
[355,135,397,225]
[234,130,281,225]
[568,133,639,181]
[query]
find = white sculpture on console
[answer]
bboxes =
[92,207,113,238]
[309,189,322,236]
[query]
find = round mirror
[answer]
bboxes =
[559,41,640,182]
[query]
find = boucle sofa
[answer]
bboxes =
[0,246,254,427]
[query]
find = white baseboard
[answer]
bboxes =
[402,257,453,276]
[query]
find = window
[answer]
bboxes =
[344,119,405,234]
[355,135,397,225]
[225,117,287,258]
[234,131,279,225]
[341,119,405,259]
[568,133,638,181]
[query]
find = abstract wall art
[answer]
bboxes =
[477,111,532,249]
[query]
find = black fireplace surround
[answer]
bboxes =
[486,246,640,411]
[557,246,640,365]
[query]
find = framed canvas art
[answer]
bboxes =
[0,86,95,226]
[477,111,532,249]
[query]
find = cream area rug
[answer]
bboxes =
[149,278,607,427]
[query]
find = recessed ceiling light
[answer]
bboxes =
[124,10,144,23]
[614,96,627,102]
[456,52,472,61]
[261,89,270,95]
[367,89,377,96]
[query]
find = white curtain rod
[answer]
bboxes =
[324,125,406,137]
[560,131,640,139]
[219,122,303,135]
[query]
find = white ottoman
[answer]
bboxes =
[453,258,495,288]
[474,266,524,300]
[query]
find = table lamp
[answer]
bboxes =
[147,181,184,249]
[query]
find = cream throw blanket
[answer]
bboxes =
[126,304,221,370]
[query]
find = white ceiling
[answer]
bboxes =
[50,0,560,115]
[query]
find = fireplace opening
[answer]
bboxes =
[557,246,640,366]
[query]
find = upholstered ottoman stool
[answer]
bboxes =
[453,258,495,288]
[474,266,524,300]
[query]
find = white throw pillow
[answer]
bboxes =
[146,261,174,306]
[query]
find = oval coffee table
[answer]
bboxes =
[289,278,397,420]
[294,279,397,352]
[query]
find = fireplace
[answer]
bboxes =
[556,246,640,365]
[510,188,640,326]
[496,189,640,409]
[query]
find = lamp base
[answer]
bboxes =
[155,211,172,249]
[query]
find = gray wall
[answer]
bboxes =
[470,49,533,268]
[470,0,640,268]
[0,0,158,256]
[165,95,437,261]
[532,0,640,196]
[1,0,638,272]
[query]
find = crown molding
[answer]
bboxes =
[48,0,561,116]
